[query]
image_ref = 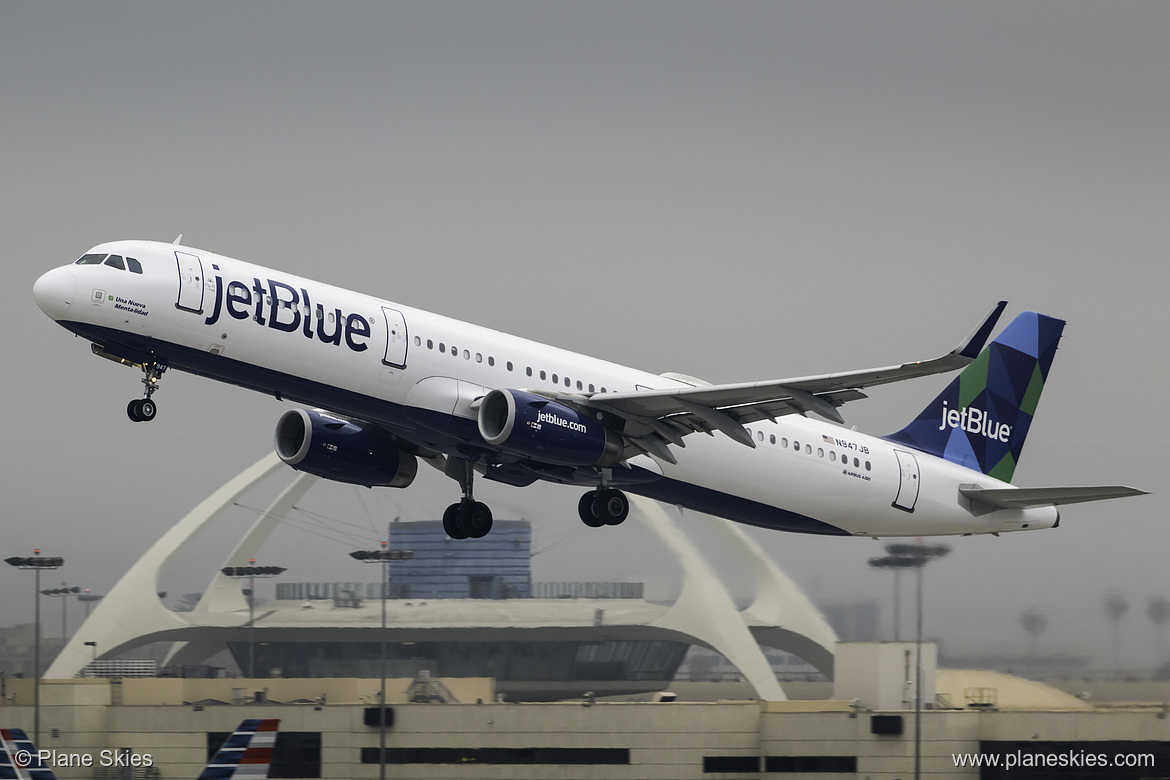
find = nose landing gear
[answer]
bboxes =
[127,362,166,422]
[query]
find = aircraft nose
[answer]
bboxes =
[33,266,77,320]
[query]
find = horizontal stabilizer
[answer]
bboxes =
[959,484,1148,509]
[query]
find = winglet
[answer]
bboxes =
[953,300,1008,360]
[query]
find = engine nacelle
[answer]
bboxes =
[477,389,622,467]
[274,409,417,488]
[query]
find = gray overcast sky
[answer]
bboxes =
[1,2,1166,670]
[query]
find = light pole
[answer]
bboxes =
[78,589,103,619]
[869,542,950,780]
[40,585,81,640]
[220,561,286,678]
[5,550,65,744]
[350,539,412,780]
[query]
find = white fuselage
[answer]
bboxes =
[33,240,1058,537]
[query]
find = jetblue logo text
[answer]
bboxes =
[937,400,1011,442]
[204,273,370,352]
[537,410,588,434]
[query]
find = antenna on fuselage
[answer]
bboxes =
[172,234,183,244]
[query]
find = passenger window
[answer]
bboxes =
[104,255,125,270]
[830,452,836,462]
[757,431,764,442]
[588,384,595,393]
[414,336,421,346]
[75,254,107,265]
[865,461,872,471]
[577,380,583,390]
[526,367,532,377]
[126,257,142,274]
[781,438,788,448]
[805,445,812,455]
[817,448,824,458]
[853,457,859,467]
[439,343,446,353]
[600,387,607,393]
[540,370,547,381]
[793,441,800,451]
[565,376,571,387]
[427,339,433,349]
[463,349,470,360]
[552,373,558,383]
[769,435,776,445]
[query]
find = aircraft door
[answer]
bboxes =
[174,251,205,313]
[892,449,920,512]
[381,306,408,368]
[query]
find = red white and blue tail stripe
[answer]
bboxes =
[0,728,57,780]
[197,719,280,780]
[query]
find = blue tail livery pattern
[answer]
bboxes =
[885,311,1065,482]
[0,728,57,780]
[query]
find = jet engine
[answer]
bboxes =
[274,409,417,488]
[477,389,622,467]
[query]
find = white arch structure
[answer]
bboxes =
[46,456,836,700]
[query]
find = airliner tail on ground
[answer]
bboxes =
[0,719,279,780]
[33,240,1145,539]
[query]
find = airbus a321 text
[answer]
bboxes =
[33,240,1144,539]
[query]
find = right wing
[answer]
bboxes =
[564,301,1008,463]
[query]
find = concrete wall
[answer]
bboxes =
[4,683,1170,779]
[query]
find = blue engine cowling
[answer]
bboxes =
[477,389,622,467]
[274,409,417,488]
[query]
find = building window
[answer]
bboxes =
[366,747,630,765]
[208,731,321,779]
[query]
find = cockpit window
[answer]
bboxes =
[105,255,125,270]
[76,253,107,265]
[126,257,142,274]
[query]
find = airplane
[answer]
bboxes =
[198,718,280,780]
[33,239,1144,540]
[0,728,55,780]
[0,718,279,780]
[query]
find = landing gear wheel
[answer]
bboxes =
[127,399,143,422]
[463,501,493,539]
[137,398,157,421]
[578,491,606,528]
[443,503,469,540]
[594,488,629,526]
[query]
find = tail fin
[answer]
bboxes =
[199,719,280,780]
[0,728,58,780]
[885,310,1065,482]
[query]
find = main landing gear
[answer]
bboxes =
[440,459,629,539]
[442,458,493,539]
[127,361,166,423]
[578,487,630,527]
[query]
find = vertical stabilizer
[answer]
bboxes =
[885,311,1065,482]
[0,728,58,780]
[198,719,280,780]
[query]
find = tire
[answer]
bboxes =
[127,399,142,422]
[579,491,606,527]
[442,503,469,539]
[465,502,493,538]
[597,488,629,525]
[138,398,157,421]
